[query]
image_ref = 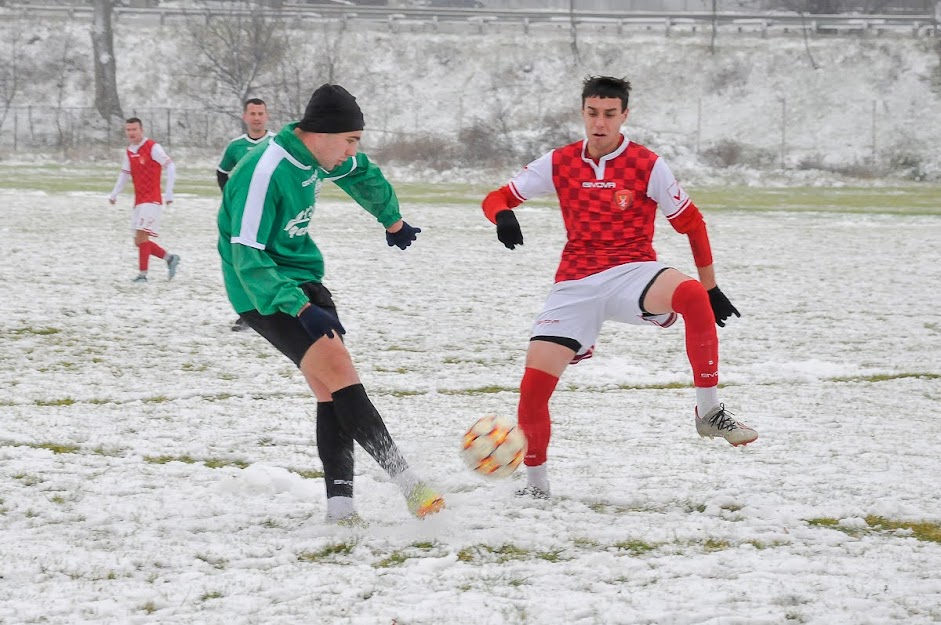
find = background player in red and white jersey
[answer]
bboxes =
[108,117,180,283]
[481,75,756,498]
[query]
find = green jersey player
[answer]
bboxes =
[217,84,443,524]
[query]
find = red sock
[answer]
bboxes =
[518,367,559,466]
[137,241,150,271]
[671,280,719,388]
[149,242,166,260]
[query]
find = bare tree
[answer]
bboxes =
[0,26,24,132]
[710,0,718,54]
[569,0,581,64]
[271,19,349,119]
[50,31,84,148]
[182,0,289,117]
[91,0,123,124]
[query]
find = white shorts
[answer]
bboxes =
[131,202,162,236]
[531,261,677,356]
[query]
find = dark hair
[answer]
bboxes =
[581,76,631,111]
[243,98,266,110]
[125,117,143,127]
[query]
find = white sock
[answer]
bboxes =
[526,463,549,491]
[696,387,720,417]
[326,496,355,521]
[393,469,420,495]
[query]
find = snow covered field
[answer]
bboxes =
[1,181,940,624]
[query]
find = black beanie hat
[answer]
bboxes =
[298,84,365,133]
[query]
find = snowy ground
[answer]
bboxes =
[1,182,940,624]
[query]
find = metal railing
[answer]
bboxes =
[1,2,937,36]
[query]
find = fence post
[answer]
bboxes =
[780,96,787,169]
[871,99,877,168]
[166,107,172,148]
[696,97,701,155]
[13,110,18,152]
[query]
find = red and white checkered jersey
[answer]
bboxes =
[122,138,171,206]
[507,135,693,282]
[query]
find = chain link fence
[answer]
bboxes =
[0,99,935,179]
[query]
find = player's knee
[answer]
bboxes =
[671,279,710,316]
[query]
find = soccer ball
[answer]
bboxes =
[461,415,527,479]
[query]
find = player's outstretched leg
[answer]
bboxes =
[671,280,757,446]
[516,367,558,498]
[331,383,444,518]
[166,254,181,280]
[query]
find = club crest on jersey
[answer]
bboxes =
[614,189,633,210]
[284,207,313,237]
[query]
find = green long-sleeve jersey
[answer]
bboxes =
[217,122,402,316]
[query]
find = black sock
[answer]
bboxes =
[331,383,409,479]
[316,401,354,498]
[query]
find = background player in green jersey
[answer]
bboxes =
[217,84,443,524]
[217,98,275,331]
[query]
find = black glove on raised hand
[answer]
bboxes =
[298,304,346,341]
[708,286,741,327]
[386,221,421,250]
[496,210,523,250]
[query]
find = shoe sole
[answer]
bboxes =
[697,429,758,447]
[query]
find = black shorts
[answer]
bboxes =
[239,282,340,367]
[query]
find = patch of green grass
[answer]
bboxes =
[142,395,172,404]
[440,385,516,395]
[203,458,249,469]
[288,467,324,479]
[613,539,657,555]
[693,186,941,216]
[374,366,409,374]
[457,544,531,563]
[200,591,224,601]
[745,539,789,550]
[830,372,940,383]
[144,454,197,465]
[32,442,81,454]
[613,381,691,391]
[389,390,425,397]
[865,516,941,544]
[9,327,61,336]
[298,542,355,562]
[34,398,77,406]
[536,549,566,562]
[144,454,248,469]
[374,551,409,568]
[90,445,122,458]
[702,539,731,551]
[13,473,44,486]
[807,516,941,543]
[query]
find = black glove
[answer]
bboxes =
[496,210,523,250]
[708,286,740,327]
[298,304,346,341]
[386,221,421,250]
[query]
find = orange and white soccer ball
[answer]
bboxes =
[461,415,527,479]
